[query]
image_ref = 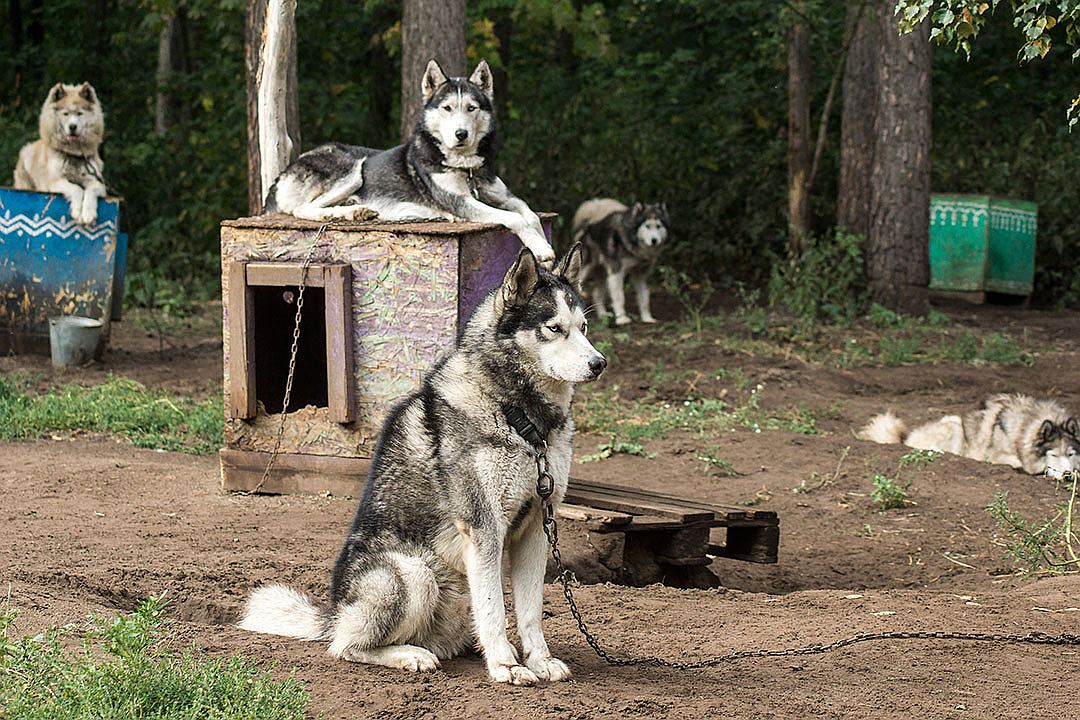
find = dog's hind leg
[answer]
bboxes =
[291,159,368,222]
[326,554,442,672]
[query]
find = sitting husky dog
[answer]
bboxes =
[571,198,670,325]
[239,244,606,685]
[860,394,1079,477]
[13,82,107,226]
[263,59,554,264]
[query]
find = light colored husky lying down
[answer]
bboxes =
[860,394,1079,477]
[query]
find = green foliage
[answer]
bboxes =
[769,230,868,334]
[658,266,715,339]
[697,448,741,477]
[871,472,911,510]
[0,375,223,454]
[985,474,1080,573]
[899,448,942,468]
[0,594,309,719]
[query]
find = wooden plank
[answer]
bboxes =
[564,484,716,523]
[556,503,632,528]
[708,524,780,564]
[573,478,778,521]
[227,262,257,419]
[246,262,328,287]
[220,448,368,495]
[323,264,354,423]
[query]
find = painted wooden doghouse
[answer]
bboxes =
[0,187,127,356]
[219,213,555,493]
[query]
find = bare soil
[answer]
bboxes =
[3,301,1080,719]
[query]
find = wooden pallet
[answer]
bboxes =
[561,478,779,587]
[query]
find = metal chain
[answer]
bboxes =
[245,222,330,495]
[535,451,1080,667]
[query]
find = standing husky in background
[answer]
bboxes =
[13,82,107,226]
[860,394,1079,477]
[240,244,606,685]
[264,59,554,264]
[571,198,670,325]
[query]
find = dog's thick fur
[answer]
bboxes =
[860,394,1079,477]
[13,82,106,226]
[571,198,670,325]
[239,244,606,685]
[264,59,554,264]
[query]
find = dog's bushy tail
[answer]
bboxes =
[238,584,326,640]
[858,411,908,445]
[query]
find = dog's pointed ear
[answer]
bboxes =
[1065,417,1079,438]
[553,242,584,293]
[469,60,494,99]
[50,84,66,102]
[78,82,96,104]
[630,201,644,220]
[1038,419,1057,444]
[422,59,448,101]
[495,248,540,315]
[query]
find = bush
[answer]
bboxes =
[769,231,868,334]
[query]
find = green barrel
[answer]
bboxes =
[928,194,1037,297]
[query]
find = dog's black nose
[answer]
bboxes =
[588,356,607,378]
[68,124,78,134]
[455,129,469,142]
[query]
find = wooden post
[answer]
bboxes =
[245,0,300,214]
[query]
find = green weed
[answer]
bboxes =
[658,266,715,339]
[0,375,223,454]
[769,230,868,334]
[899,448,942,469]
[697,448,741,477]
[578,440,654,463]
[985,472,1080,574]
[871,473,911,510]
[0,594,309,719]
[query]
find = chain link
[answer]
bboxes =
[536,454,1080,666]
[245,223,330,495]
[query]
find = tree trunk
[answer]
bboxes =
[837,0,878,238]
[155,14,182,136]
[245,0,301,214]
[400,0,467,141]
[786,14,812,258]
[866,1,931,314]
[492,14,513,127]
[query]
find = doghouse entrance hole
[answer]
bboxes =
[252,285,328,414]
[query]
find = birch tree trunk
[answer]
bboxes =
[245,0,300,214]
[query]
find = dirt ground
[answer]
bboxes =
[3,301,1080,719]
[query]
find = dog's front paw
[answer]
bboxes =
[489,663,539,686]
[641,315,658,324]
[394,647,441,672]
[525,654,571,682]
[615,315,632,326]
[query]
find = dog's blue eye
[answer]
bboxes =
[466,105,477,112]
[546,324,563,335]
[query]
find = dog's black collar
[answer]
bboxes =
[503,405,546,450]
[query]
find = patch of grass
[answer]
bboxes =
[0,594,309,719]
[871,473,911,511]
[578,439,654,463]
[0,375,223,454]
[658,266,715,339]
[985,472,1080,574]
[575,382,820,456]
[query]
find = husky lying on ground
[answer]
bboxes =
[860,394,1079,477]
[263,59,554,264]
[13,82,107,226]
[240,244,606,685]
[571,198,670,325]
